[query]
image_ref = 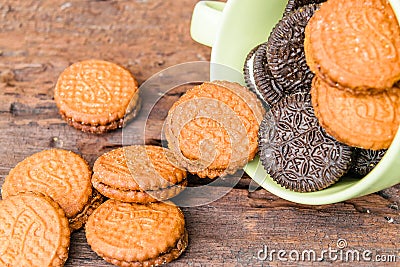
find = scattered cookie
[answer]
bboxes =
[267,4,320,93]
[244,42,285,107]
[92,145,187,203]
[165,81,265,178]
[86,200,188,267]
[258,93,353,192]
[54,59,140,134]
[350,149,387,177]
[311,77,400,150]
[305,0,400,92]
[2,149,103,231]
[283,0,326,16]
[0,192,70,267]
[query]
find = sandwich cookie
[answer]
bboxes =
[92,145,187,203]
[165,81,265,178]
[304,0,400,92]
[311,77,400,150]
[0,192,70,267]
[244,42,285,107]
[258,93,353,192]
[350,149,387,177]
[266,4,320,94]
[54,59,140,134]
[2,149,103,231]
[86,200,188,267]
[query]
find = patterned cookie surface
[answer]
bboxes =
[350,149,387,176]
[165,81,265,178]
[311,77,400,150]
[92,145,187,203]
[259,93,353,192]
[86,200,187,267]
[54,59,140,133]
[0,193,70,267]
[252,42,285,107]
[305,0,400,91]
[2,149,92,220]
[267,4,319,94]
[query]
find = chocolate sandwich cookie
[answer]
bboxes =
[0,192,70,267]
[244,43,268,104]
[283,0,326,16]
[54,59,140,134]
[267,4,320,94]
[92,145,187,203]
[311,77,400,150]
[244,42,285,107]
[86,200,188,267]
[258,93,353,192]
[305,0,400,92]
[350,149,387,177]
[2,149,103,231]
[165,81,265,178]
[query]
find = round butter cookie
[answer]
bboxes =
[305,0,400,92]
[311,77,400,150]
[86,200,188,267]
[0,193,70,267]
[2,149,103,231]
[92,145,187,203]
[165,81,265,178]
[54,59,140,134]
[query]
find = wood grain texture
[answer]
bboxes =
[0,0,399,266]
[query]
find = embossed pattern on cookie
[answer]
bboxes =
[2,149,92,219]
[350,148,387,176]
[54,59,140,133]
[0,193,70,267]
[267,4,320,93]
[92,145,187,203]
[86,200,187,267]
[305,0,400,91]
[164,81,265,178]
[258,93,353,192]
[311,77,400,150]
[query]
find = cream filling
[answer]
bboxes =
[246,53,265,101]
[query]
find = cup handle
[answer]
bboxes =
[190,1,226,47]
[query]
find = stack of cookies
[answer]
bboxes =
[305,0,400,151]
[0,149,103,266]
[244,0,399,192]
[86,145,189,267]
[0,146,189,266]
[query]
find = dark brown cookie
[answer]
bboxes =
[267,4,320,93]
[244,42,286,107]
[350,149,387,177]
[258,93,353,192]
[284,0,326,16]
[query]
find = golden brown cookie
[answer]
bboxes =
[305,0,400,92]
[2,149,103,231]
[92,145,187,203]
[54,59,140,134]
[164,81,265,178]
[311,77,400,150]
[0,192,70,267]
[86,200,188,267]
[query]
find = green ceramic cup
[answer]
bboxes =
[190,0,400,205]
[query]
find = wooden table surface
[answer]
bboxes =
[0,0,399,266]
